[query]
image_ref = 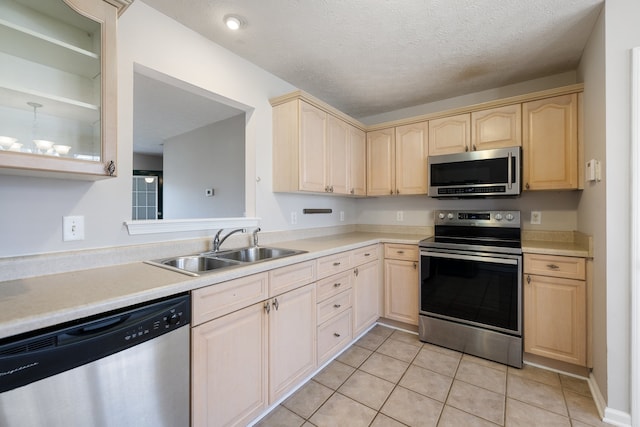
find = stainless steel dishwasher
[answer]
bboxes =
[0,293,190,427]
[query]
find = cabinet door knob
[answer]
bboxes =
[473,144,477,151]
[390,189,394,195]
[264,301,271,313]
[106,160,116,176]
[465,146,469,152]
[396,189,400,195]
[273,298,279,311]
[413,262,417,269]
[350,188,355,194]
[527,275,531,284]
[354,268,359,276]
[525,183,530,190]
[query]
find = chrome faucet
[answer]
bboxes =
[252,227,261,247]
[212,228,246,252]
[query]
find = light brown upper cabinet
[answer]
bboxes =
[367,122,428,196]
[349,126,367,196]
[0,0,122,179]
[428,113,470,155]
[471,104,522,150]
[429,105,521,156]
[272,98,366,195]
[523,94,578,190]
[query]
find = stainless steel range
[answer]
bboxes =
[419,210,523,368]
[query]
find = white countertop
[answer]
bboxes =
[0,232,424,340]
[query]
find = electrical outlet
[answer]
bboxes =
[397,211,404,222]
[339,211,345,221]
[531,211,542,225]
[290,211,297,225]
[63,216,85,241]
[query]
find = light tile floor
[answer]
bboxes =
[256,325,612,427]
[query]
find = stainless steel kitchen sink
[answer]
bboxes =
[147,246,306,276]
[160,255,241,273]
[214,246,304,263]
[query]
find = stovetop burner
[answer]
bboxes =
[420,210,522,255]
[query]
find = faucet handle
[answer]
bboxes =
[252,227,261,247]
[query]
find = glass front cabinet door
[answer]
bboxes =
[0,0,129,179]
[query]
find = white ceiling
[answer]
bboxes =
[134,0,603,155]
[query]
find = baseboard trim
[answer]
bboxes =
[589,373,632,427]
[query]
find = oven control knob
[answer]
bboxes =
[495,213,503,221]
[447,213,454,220]
[438,212,445,220]
[506,213,515,221]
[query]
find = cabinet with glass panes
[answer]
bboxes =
[0,0,128,179]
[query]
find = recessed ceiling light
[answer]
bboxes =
[224,15,244,30]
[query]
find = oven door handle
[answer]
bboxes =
[420,250,519,266]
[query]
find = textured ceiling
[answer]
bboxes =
[140,0,603,120]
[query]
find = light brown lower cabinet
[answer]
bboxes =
[384,244,419,325]
[192,301,268,427]
[268,283,317,402]
[524,253,587,366]
[353,259,381,336]
[191,282,316,427]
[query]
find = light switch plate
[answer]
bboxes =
[63,216,85,241]
[531,211,541,225]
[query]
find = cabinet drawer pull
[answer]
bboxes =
[334,282,342,288]
[333,333,341,337]
[333,262,341,266]
[546,264,560,270]
[334,304,341,308]
[397,250,405,254]
[364,253,371,257]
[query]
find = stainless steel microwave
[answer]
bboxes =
[427,146,521,198]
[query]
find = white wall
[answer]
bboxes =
[578,0,640,423]
[600,0,640,422]
[163,115,245,219]
[577,2,609,409]
[357,191,580,230]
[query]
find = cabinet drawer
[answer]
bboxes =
[352,244,379,265]
[524,254,585,280]
[316,270,352,302]
[192,273,269,326]
[316,251,352,279]
[317,309,352,364]
[269,260,316,297]
[384,244,419,261]
[317,289,352,325]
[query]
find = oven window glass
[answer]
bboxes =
[430,157,516,186]
[420,254,519,333]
